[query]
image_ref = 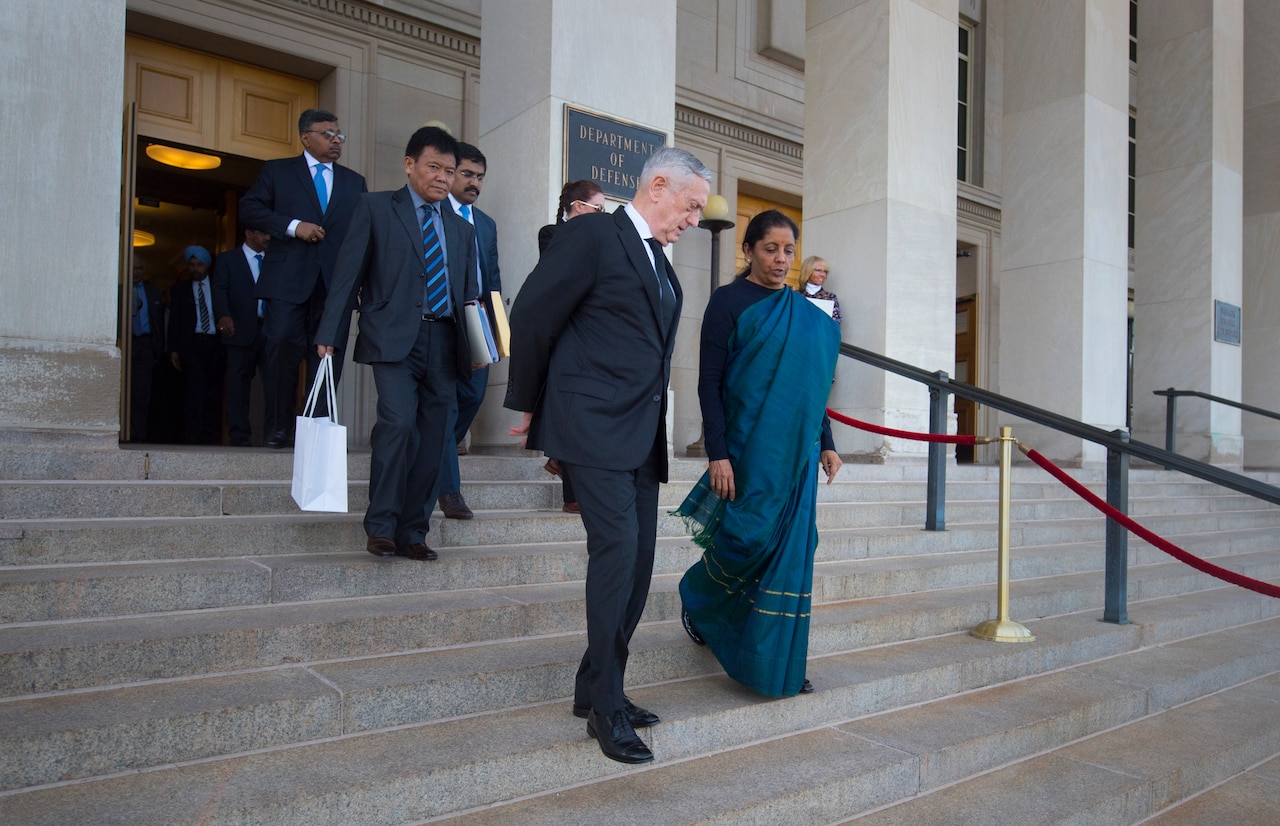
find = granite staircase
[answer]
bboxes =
[1,445,1278,825]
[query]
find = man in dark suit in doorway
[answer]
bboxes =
[212,225,273,446]
[437,141,503,520]
[127,259,165,442]
[167,245,225,445]
[505,147,711,764]
[240,108,368,448]
[315,126,478,562]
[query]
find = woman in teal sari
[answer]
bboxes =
[676,210,842,698]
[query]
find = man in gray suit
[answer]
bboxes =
[315,126,478,561]
[505,147,711,764]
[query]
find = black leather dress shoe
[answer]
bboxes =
[438,493,474,520]
[264,430,292,449]
[799,679,815,694]
[366,537,397,558]
[682,609,706,646]
[572,696,660,728]
[586,708,653,764]
[395,542,438,561]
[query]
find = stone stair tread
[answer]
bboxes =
[1142,753,1280,825]
[2,605,1275,824]
[852,673,1280,825]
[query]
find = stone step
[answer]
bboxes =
[2,471,1257,520]
[3,540,1276,701]
[2,592,1275,823]
[3,516,1276,623]
[442,627,1280,825]
[851,672,1280,825]
[1142,753,1280,825]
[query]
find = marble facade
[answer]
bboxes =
[2,0,1276,468]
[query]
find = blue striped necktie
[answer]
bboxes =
[422,203,448,317]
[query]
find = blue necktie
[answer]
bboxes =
[422,204,448,317]
[459,204,471,221]
[313,164,329,213]
[195,280,213,334]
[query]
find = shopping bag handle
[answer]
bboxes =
[301,354,339,424]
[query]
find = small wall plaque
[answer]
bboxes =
[1214,300,1242,346]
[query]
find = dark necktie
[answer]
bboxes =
[647,238,676,336]
[195,280,212,334]
[422,204,449,317]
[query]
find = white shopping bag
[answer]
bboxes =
[291,354,348,512]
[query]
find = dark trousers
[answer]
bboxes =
[225,325,271,445]
[179,334,224,444]
[439,364,488,496]
[568,448,661,714]
[129,336,157,442]
[264,281,344,436]
[366,318,456,544]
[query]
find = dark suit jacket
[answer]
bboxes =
[239,154,367,303]
[315,185,479,378]
[129,281,166,358]
[442,200,502,296]
[167,279,218,358]
[211,248,263,347]
[505,206,682,481]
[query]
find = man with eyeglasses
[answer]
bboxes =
[436,142,503,520]
[240,108,368,448]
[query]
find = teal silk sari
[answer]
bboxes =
[676,287,840,697]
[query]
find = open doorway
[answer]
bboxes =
[124,136,263,444]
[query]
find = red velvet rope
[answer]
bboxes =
[1022,446,1280,600]
[826,408,979,445]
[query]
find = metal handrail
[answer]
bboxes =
[838,342,1280,623]
[1153,387,1280,456]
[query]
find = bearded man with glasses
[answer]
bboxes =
[240,108,368,448]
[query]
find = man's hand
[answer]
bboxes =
[820,449,843,484]
[509,411,532,446]
[169,353,181,371]
[316,345,334,358]
[297,221,326,243]
[709,458,736,501]
[216,316,235,337]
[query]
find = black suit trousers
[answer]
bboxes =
[366,318,457,544]
[264,280,343,432]
[224,325,271,444]
[568,448,661,714]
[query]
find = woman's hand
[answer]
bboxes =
[709,458,736,501]
[820,449,842,484]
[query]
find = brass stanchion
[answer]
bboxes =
[971,426,1036,643]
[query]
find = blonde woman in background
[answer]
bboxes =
[797,255,841,324]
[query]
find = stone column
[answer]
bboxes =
[804,0,959,460]
[469,0,681,450]
[1132,0,1244,465]
[999,0,1131,464]
[0,0,127,446]
[1242,0,1280,467]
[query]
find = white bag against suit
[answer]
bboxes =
[291,354,348,512]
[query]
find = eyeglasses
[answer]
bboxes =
[457,169,486,181]
[305,130,346,143]
[573,200,606,213]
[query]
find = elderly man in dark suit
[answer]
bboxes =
[240,108,368,448]
[315,126,478,562]
[437,141,502,520]
[167,245,224,445]
[212,225,272,446]
[505,147,711,764]
[127,259,165,442]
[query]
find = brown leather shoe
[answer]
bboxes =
[543,458,563,478]
[395,542,438,561]
[439,492,474,520]
[562,502,580,514]
[366,536,397,557]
